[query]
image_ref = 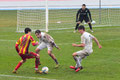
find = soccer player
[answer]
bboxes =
[35,30,60,68]
[70,25,102,72]
[74,4,93,33]
[12,28,42,74]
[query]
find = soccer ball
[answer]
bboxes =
[91,20,96,24]
[42,66,49,74]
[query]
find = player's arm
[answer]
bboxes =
[72,43,85,47]
[15,39,20,53]
[88,9,92,22]
[45,34,60,50]
[76,9,80,22]
[30,36,38,46]
[72,35,85,47]
[45,34,54,43]
[93,37,102,48]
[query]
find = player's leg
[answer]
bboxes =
[75,22,80,30]
[88,22,93,32]
[29,52,39,70]
[75,50,88,72]
[74,17,83,33]
[70,50,86,72]
[26,52,42,74]
[75,56,83,70]
[35,48,41,65]
[47,44,59,66]
[72,53,82,68]
[47,44,59,68]
[70,52,81,70]
[48,50,59,68]
[35,42,47,65]
[85,17,93,32]
[12,56,26,73]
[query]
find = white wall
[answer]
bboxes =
[0,0,119,9]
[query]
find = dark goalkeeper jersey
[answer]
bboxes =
[76,8,92,22]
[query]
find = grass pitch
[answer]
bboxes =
[0,10,120,80]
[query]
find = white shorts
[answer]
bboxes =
[76,50,93,59]
[37,42,53,51]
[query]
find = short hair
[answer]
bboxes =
[35,30,41,34]
[78,25,85,31]
[82,4,86,6]
[24,28,31,34]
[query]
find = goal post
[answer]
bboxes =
[45,0,49,32]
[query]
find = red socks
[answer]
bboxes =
[15,58,39,71]
[15,62,22,71]
[35,58,39,70]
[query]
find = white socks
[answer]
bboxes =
[75,56,82,68]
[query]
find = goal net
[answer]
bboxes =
[17,0,120,32]
[17,8,45,32]
[48,7,120,30]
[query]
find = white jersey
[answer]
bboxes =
[81,32,94,53]
[39,32,54,44]
[37,32,58,51]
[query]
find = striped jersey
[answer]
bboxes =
[16,34,36,54]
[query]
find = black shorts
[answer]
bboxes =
[79,16,90,23]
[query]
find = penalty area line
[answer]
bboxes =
[0,74,57,80]
[57,38,120,45]
[0,39,16,42]
[0,38,120,46]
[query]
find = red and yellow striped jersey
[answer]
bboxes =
[16,34,36,54]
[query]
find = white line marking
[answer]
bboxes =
[0,74,56,80]
[45,25,112,31]
[57,38,120,45]
[0,39,16,42]
[51,27,120,33]
[0,38,120,46]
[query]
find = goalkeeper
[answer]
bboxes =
[74,4,93,33]
[35,30,60,68]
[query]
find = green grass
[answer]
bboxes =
[0,10,120,80]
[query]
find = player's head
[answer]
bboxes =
[35,30,41,38]
[78,25,85,34]
[82,4,86,10]
[24,27,31,34]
